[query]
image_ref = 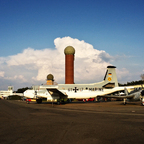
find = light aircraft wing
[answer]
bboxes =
[97,87,136,99]
[47,88,67,99]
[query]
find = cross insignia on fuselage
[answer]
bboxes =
[73,87,79,93]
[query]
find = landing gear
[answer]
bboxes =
[123,98,127,105]
[95,97,97,102]
[36,99,42,104]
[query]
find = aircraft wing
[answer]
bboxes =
[97,94,135,99]
[47,88,67,99]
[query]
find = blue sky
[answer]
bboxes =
[0,0,144,90]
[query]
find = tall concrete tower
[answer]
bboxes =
[64,46,75,84]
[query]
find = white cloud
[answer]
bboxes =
[5,75,27,82]
[116,68,130,80]
[0,36,133,89]
[0,71,5,77]
[4,37,113,83]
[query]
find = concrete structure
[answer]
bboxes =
[64,46,75,84]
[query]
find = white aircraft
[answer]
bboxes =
[97,87,144,106]
[23,66,133,104]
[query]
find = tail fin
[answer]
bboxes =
[103,66,119,88]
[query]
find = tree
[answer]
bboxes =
[16,87,29,93]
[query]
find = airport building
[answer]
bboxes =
[0,86,13,99]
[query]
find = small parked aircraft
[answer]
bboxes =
[97,87,144,106]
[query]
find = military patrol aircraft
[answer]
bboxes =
[24,66,133,104]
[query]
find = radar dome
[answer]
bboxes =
[64,46,75,55]
[47,74,54,81]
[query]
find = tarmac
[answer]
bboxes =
[0,99,144,144]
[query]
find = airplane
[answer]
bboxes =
[23,66,133,104]
[97,87,144,106]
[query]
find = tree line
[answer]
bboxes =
[15,87,29,93]
[119,80,144,86]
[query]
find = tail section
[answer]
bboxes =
[102,66,119,88]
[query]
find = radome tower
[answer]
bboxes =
[64,46,75,84]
